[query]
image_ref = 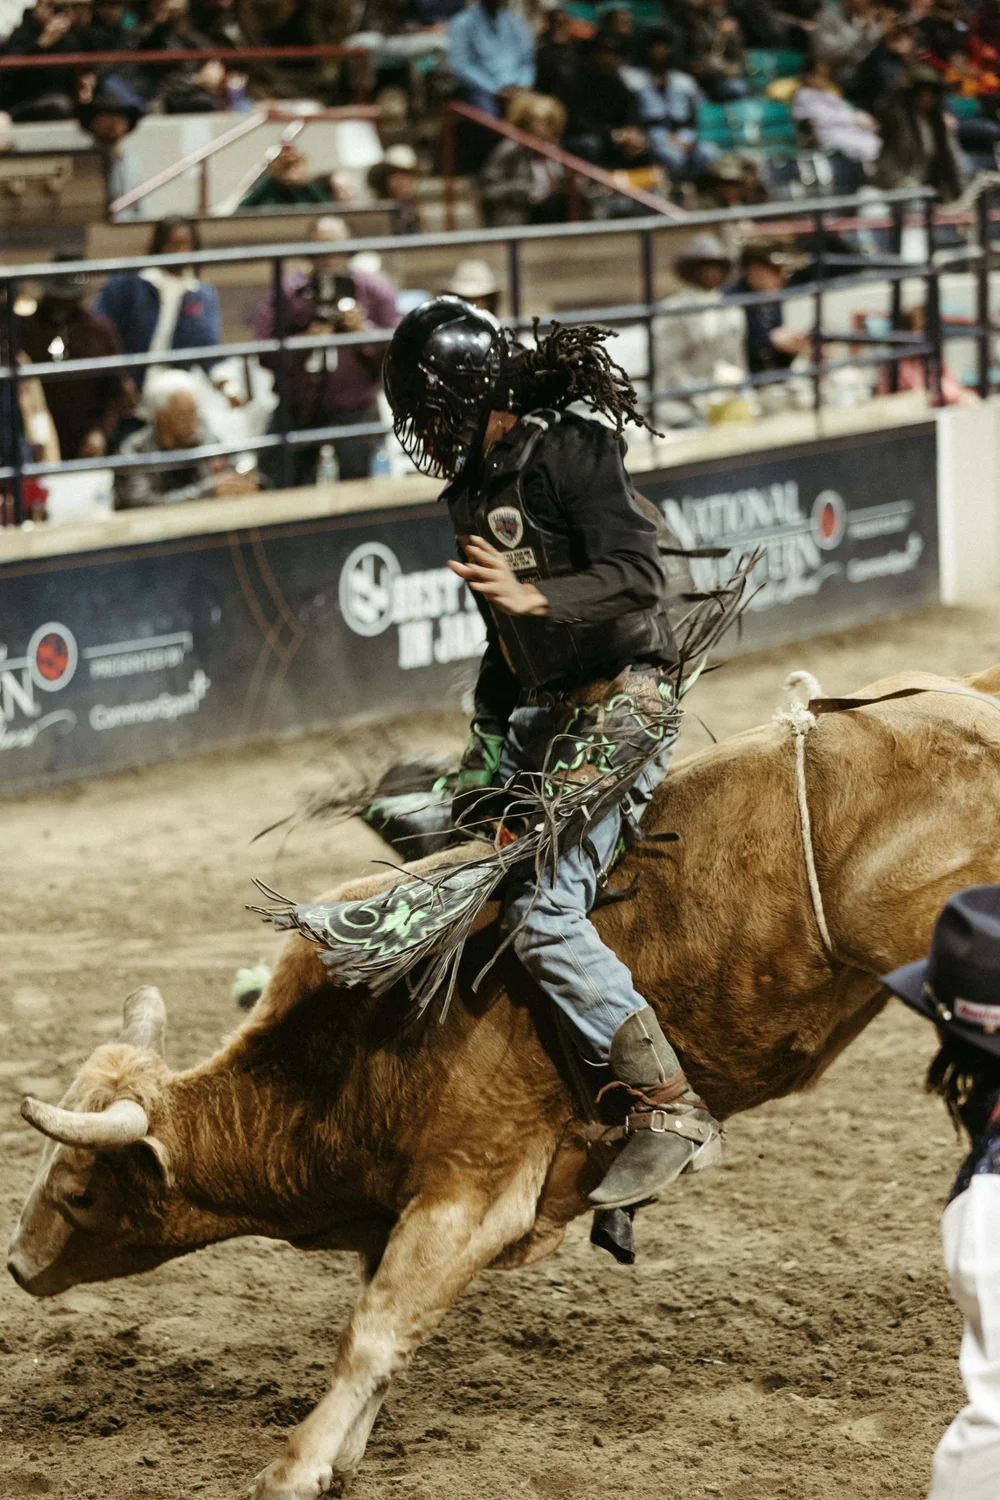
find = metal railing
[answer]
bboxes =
[441,99,687,230]
[0,42,370,93]
[0,185,982,524]
[106,104,382,217]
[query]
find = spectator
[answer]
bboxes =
[131,0,221,112]
[477,90,568,225]
[367,143,422,234]
[874,63,965,201]
[623,26,719,180]
[439,258,500,314]
[393,0,464,23]
[535,6,581,105]
[653,232,747,426]
[0,0,91,121]
[17,254,134,461]
[447,0,535,117]
[563,36,653,169]
[727,241,810,375]
[77,80,146,215]
[187,0,256,102]
[691,152,761,258]
[96,216,223,389]
[877,304,980,404]
[849,18,915,113]
[83,0,131,49]
[676,0,749,102]
[190,0,250,47]
[255,215,399,485]
[792,59,881,189]
[596,4,637,60]
[734,0,817,51]
[115,368,258,509]
[238,143,336,209]
[811,0,883,88]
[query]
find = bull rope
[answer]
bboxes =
[774,671,835,959]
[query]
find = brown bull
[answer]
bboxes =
[10,664,1000,1500]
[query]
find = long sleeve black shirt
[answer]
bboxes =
[449,412,666,732]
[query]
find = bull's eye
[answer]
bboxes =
[67,1191,93,1211]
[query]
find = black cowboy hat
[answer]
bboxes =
[882,885,1000,1058]
[42,251,92,302]
[77,81,146,134]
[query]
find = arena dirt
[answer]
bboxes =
[5,599,1000,1500]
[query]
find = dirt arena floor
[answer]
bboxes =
[5,599,1000,1500]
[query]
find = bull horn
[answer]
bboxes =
[20,1096,149,1149]
[119,986,166,1055]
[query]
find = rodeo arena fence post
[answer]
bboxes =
[0,184,972,525]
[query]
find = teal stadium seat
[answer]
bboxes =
[745,48,808,89]
[946,94,982,119]
[695,100,735,149]
[724,97,798,149]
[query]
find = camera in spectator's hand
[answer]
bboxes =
[307,270,358,330]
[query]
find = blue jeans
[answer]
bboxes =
[499,703,673,1062]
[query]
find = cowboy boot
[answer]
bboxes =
[588,1007,721,1212]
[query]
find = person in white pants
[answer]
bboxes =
[882,885,1000,1500]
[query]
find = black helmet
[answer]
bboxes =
[383,297,510,479]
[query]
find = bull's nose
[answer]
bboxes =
[7,1258,30,1291]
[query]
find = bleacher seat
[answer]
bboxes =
[746,48,807,90]
[565,0,661,23]
[946,94,982,119]
[695,97,797,152]
[695,101,733,148]
[724,98,798,149]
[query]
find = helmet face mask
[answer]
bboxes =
[384,297,510,479]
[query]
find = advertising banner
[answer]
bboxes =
[0,502,478,792]
[641,424,939,652]
[0,423,939,793]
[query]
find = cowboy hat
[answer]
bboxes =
[882,885,1000,1058]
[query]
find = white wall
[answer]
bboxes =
[936,396,1000,604]
[12,111,384,216]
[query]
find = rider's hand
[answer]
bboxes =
[449,538,548,617]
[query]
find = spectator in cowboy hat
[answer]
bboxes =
[653,231,747,427]
[77,79,147,217]
[882,886,1000,1500]
[439,258,501,315]
[727,240,810,376]
[367,144,423,235]
[16,252,134,461]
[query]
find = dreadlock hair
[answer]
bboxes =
[500,320,661,438]
[926,1026,1000,1140]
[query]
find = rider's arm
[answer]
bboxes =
[530,418,665,624]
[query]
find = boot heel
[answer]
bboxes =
[687,1134,723,1174]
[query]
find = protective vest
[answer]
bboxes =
[447,409,676,690]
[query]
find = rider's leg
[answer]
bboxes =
[504,801,720,1209]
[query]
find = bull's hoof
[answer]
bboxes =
[244,1458,336,1499]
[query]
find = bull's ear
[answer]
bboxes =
[135,1134,173,1188]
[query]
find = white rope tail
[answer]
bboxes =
[774,671,835,958]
